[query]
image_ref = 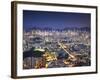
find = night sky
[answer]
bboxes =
[23,10,91,30]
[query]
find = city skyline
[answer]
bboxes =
[23,10,91,69]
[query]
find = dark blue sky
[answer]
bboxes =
[23,10,91,30]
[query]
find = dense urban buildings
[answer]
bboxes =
[23,28,91,69]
